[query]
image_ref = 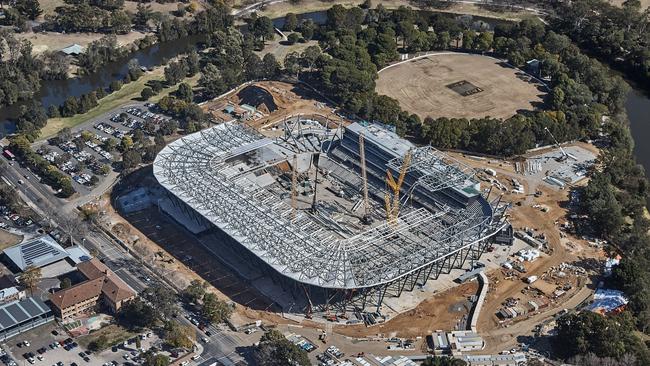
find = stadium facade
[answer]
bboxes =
[153,118,508,313]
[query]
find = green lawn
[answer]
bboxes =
[39,70,164,140]
[39,70,201,140]
[78,324,138,352]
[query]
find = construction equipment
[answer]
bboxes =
[359,133,372,224]
[291,154,298,220]
[544,127,571,162]
[384,150,412,226]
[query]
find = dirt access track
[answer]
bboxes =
[376,53,547,120]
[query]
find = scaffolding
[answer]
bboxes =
[153,121,507,311]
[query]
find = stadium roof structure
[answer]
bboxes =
[153,122,503,290]
[3,235,68,272]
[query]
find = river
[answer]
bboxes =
[0,10,648,175]
[625,89,650,174]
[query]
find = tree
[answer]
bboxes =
[14,0,42,20]
[19,266,42,294]
[143,351,170,366]
[143,284,178,320]
[253,329,310,366]
[109,80,123,93]
[201,293,233,324]
[163,321,195,349]
[60,277,72,289]
[128,59,144,81]
[284,52,301,78]
[116,299,157,329]
[199,63,227,98]
[134,2,152,30]
[164,61,187,86]
[183,279,207,303]
[176,83,193,102]
[283,13,297,32]
[300,45,321,72]
[141,87,155,100]
[252,16,274,43]
[286,33,300,45]
[88,335,109,352]
[122,150,141,171]
[120,136,133,152]
[262,54,280,78]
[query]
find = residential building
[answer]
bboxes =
[50,258,136,319]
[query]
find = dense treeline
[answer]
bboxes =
[307,5,627,156]
[551,0,650,90]
[0,31,69,108]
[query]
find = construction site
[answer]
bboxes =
[90,79,615,362]
[151,112,511,322]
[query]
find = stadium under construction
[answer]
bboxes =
[152,117,509,315]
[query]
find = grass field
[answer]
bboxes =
[78,324,138,351]
[375,53,546,120]
[244,0,538,21]
[39,70,200,140]
[0,229,22,251]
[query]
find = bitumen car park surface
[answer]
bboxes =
[2,322,162,366]
[31,103,174,195]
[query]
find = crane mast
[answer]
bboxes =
[384,150,412,227]
[359,133,372,224]
[291,154,298,220]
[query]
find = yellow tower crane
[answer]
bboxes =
[384,150,412,226]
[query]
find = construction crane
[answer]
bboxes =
[291,154,298,220]
[384,150,412,226]
[544,127,569,161]
[359,133,372,224]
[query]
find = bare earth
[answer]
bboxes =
[376,53,546,120]
[0,229,22,251]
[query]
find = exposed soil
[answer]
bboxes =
[376,53,546,120]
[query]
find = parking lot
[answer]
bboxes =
[2,321,168,366]
[125,208,276,311]
[32,104,176,195]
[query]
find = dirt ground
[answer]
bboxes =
[376,53,547,120]
[0,229,22,251]
[333,282,479,339]
[445,146,605,351]
[202,80,341,128]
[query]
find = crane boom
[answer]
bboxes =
[544,127,567,158]
[384,150,412,227]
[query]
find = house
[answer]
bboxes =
[49,258,136,319]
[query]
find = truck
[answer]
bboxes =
[524,275,538,284]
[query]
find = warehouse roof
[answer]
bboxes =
[0,297,50,332]
[3,236,68,272]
